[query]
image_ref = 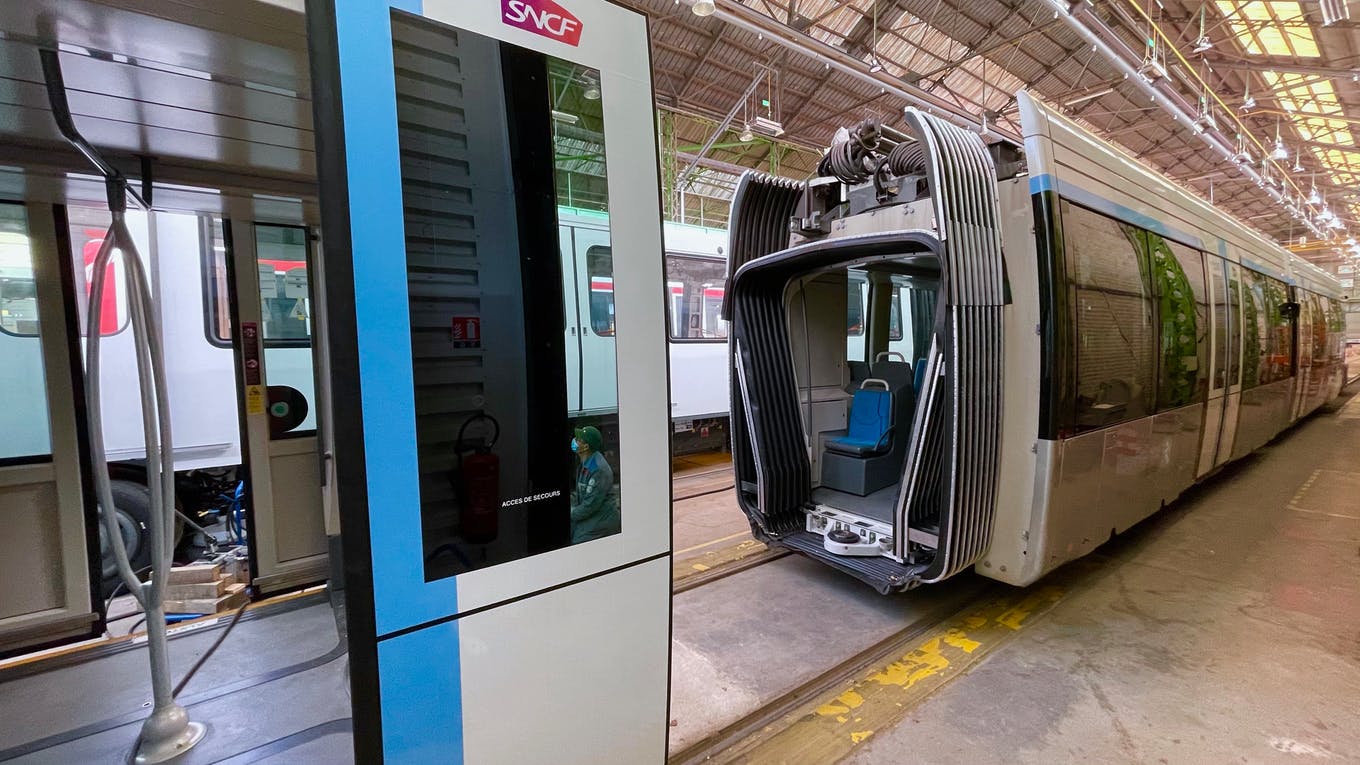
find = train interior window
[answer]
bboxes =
[202,218,232,344]
[888,286,904,342]
[1060,201,1155,430]
[665,254,728,340]
[254,223,316,436]
[392,11,622,581]
[0,202,55,461]
[66,205,148,338]
[846,273,866,362]
[1147,235,1209,407]
[587,246,615,337]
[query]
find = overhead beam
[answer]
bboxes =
[1205,57,1360,79]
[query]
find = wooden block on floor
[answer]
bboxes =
[168,562,222,585]
[166,578,227,600]
[165,588,247,615]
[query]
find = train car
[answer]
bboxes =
[723,91,1346,593]
[1,200,727,591]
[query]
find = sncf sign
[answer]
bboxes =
[502,0,583,46]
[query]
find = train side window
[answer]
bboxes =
[1060,201,1155,430]
[664,254,727,340]
[1309,292,1327,363]
[587,246,615,337]
[1261,275,1291,384]
[1148,236,1209,407]
[1240,268,1268,390]
[255,224,312,347]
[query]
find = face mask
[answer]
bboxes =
[570,438,580,453]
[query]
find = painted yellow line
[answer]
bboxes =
[675,530,752,556]
[672,539,770,585]
[723,585,1065,764]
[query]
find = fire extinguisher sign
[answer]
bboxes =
[450,316,482,348]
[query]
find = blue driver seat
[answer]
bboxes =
[825,380,893,457]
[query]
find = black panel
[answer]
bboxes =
[303,1,383,761]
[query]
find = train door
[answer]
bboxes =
[1291,288,1314,421]
[561,224,583,411]
[228,217,329,592]
[1216,262,1245,468]
[1197,256,1242,475]
[0,203,100,655]
[576,226,618,413]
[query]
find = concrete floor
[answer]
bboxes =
[848,395,1360,764]
[672,455,751,558]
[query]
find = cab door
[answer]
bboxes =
[229,217,328,593]
[0,202,98,654]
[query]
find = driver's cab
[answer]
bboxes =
[788,263,939,553]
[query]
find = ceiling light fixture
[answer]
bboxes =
[738,123,755,142]
[690,0,715,16]
[1191,4,1213,53]
[583,77,601,101]
[1240,81,1256,112]
[868,2,884,74]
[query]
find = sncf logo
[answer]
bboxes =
[502,0,583,47]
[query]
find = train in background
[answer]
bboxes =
[1,204,743,587]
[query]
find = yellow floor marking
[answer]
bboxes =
[727,586,1064,764]
[675,530,752,556]
[672,538,769,585]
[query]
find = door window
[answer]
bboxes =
[665,254,727,340]
[0,203,53,461]
[586,247,615,337]
[255,224,316,436]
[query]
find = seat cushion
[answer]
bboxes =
[826,388,892,457]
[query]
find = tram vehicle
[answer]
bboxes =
[725,91,1346,593]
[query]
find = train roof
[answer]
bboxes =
[1017,91,1341,299]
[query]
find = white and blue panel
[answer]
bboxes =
[322,0,671,761]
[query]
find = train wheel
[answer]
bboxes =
[98,480,153,597]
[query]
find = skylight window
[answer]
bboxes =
[1214,1,1320,58]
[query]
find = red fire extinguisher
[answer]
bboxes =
[455,414,500,544]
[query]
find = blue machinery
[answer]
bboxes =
[307,0,672,761]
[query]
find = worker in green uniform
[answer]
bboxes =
[570,426,619,544]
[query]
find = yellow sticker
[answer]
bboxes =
[246,385,266,415]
